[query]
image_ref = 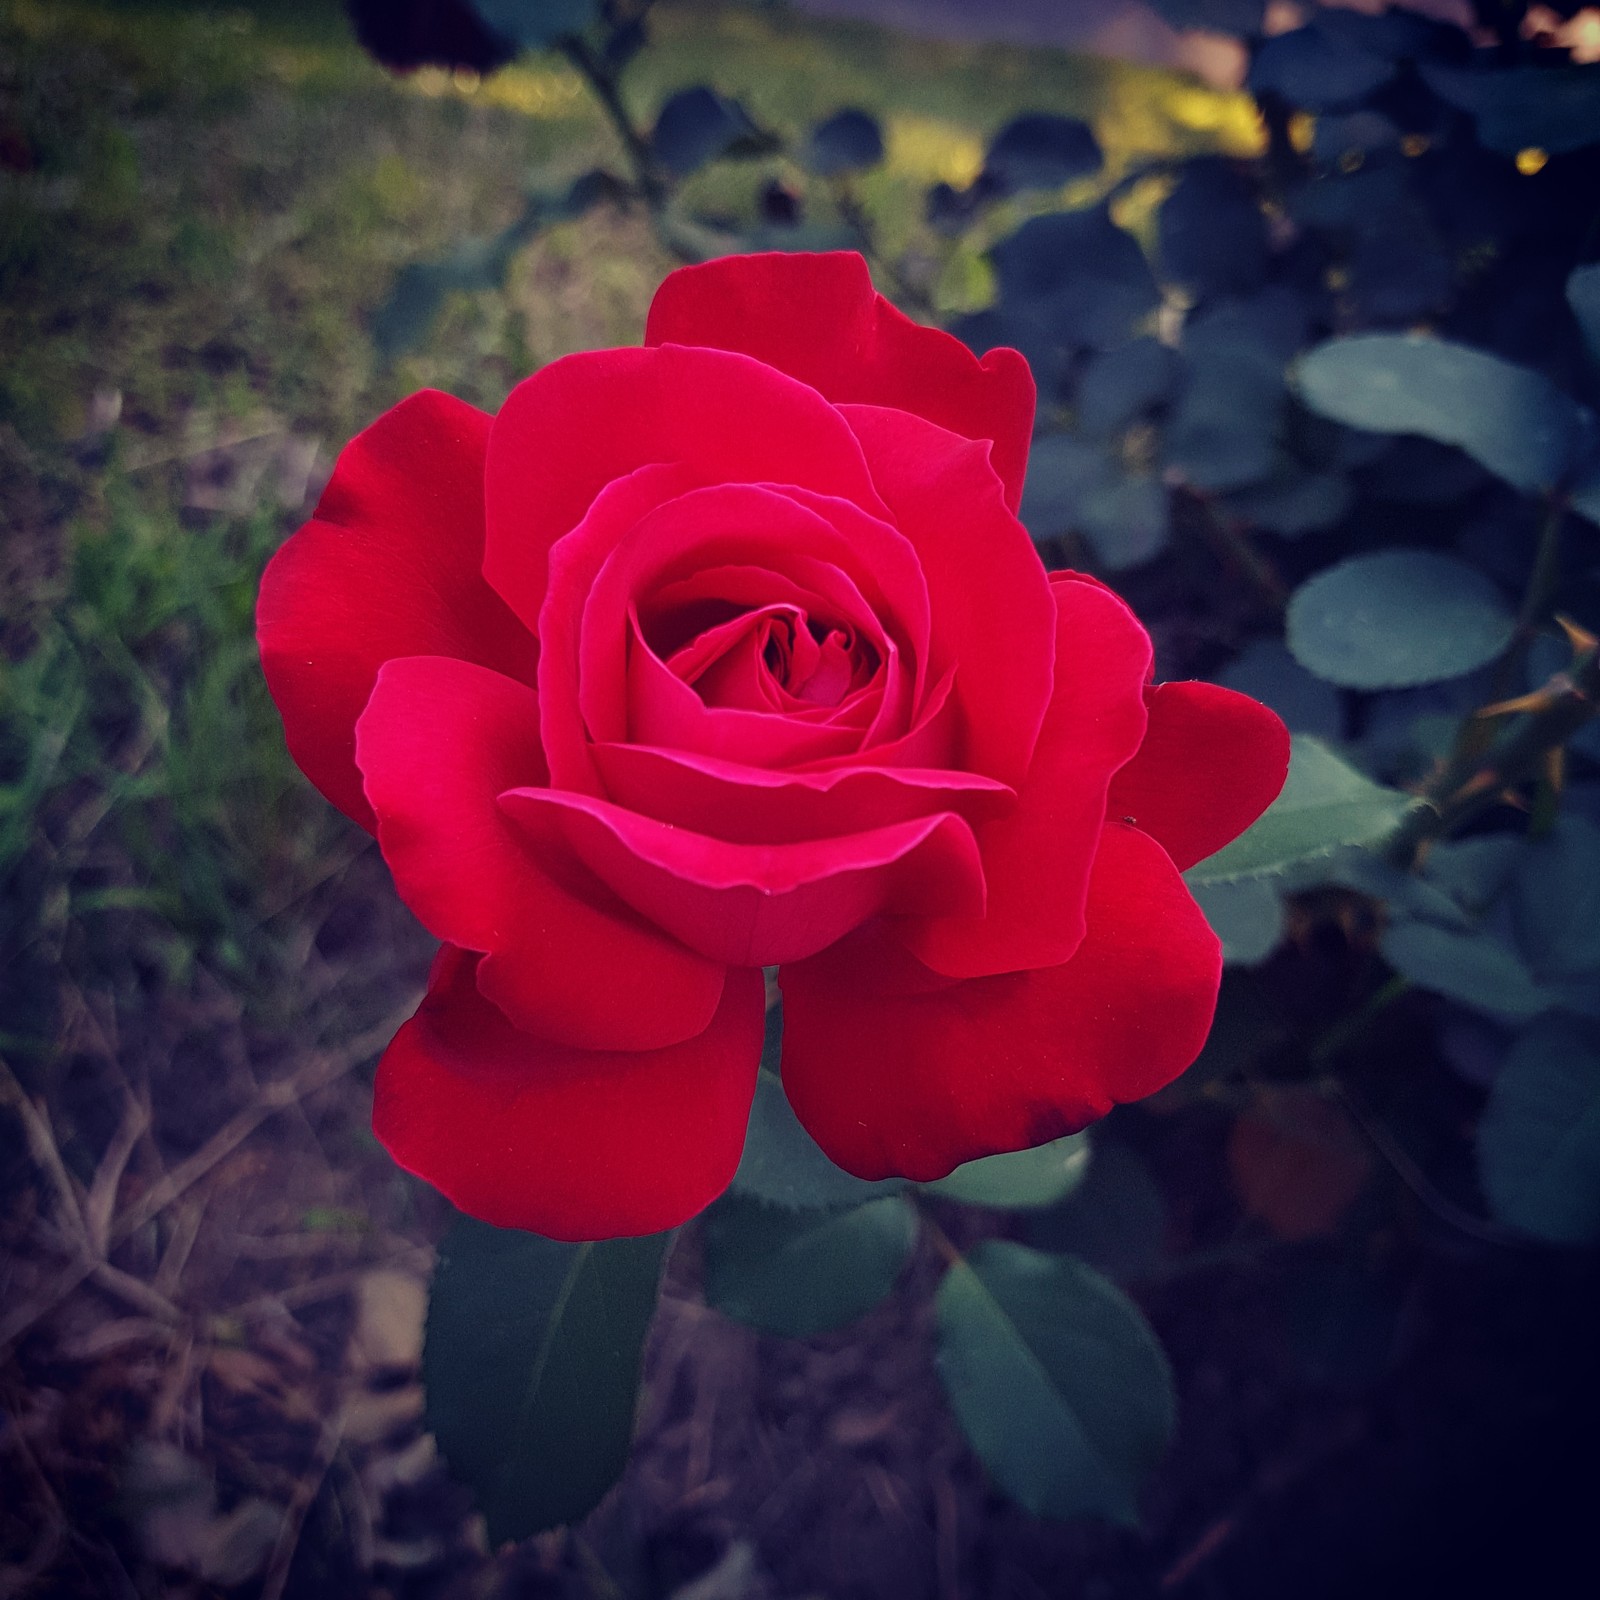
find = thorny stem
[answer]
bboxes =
[831,176,936,318]
[1386,639,1599,865]
[1192,492,1288,613]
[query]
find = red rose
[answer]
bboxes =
[257,252,1288,1241]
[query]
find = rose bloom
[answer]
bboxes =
[258,252,1287,1241]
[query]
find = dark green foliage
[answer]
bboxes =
[981,112,1102,193]
[922,1134,1090,1209]
[1477,1017,1600,1243]
[935,1243,1175,1526]
[802,107,884,177]
[1286,550,1515,690]
[469,0,597,50]
[703,1193,917,1336]
[651,85,771,177]
[423,1220,671,1543]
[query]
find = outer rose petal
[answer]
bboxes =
[1106,681,1291,872]
[901,572,1151,978]
[355,656,726,1051]
[499,786,985,967]
[484,344,888,637]
[779,824,1222,1181]
[841,403,1056,788]
[374,948,765,1240]
[256,390,536,830]
[645,252,1036,512]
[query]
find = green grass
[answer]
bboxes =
[0,0,1250,1069]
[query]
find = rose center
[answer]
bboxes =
[655,601,879,714]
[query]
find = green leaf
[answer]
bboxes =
[1381,918,1551,1021]
[923,1133,1091,1209]
[801,108,884,177]
[423,1220,670,1544]
[1285,549,1514,690]
[731,1006,903,1210]
[1190,876,1286,966]
[1186,736,1413,885]
[703,1194,917,1337]
[1422,63,1600,156]
[935,1242,1175,1526]
[471,0,598,49]
[1570,264,1600,372]
[1511,816,1600,982]
[1293,334,1590,497]
[1478,1017,1600,1244]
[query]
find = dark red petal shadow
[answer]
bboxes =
[1106,681,1291,872]
[256,390,536,830]
[499,785,984,967]
[356,655,726,1051]
[645,251,1036,513]
[374,949,765,1241]
[779,824,1222,1181]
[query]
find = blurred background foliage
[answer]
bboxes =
[3,1,1599,1596]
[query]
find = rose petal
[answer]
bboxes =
[485,344,890,637]
[902,572,1151,977]
[645,251,1036,512]
[842,403,1056,787]
[499,785,985,966]
[256,390,535,830]
[592,741,1013,844]
[1106,681,1291,871]
[355,655,725,1051]
[779,823,1222,1180]
[374,947,764,1240]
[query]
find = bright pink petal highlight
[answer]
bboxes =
[779,824,1222,1181]
[1106,681,1291,871]
[499,785,984,966]
[355,656,725,1051]
[374,948,765,1240]
[256,391,535,830]
[645,251,1035,511]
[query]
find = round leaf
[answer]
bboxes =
[1286,549,1513,690]
[923,1133,1090,1210]
[935,1243,1175,1526]
[802,108,884,177]
[1293,334,1590,497]
[1381,918,1551,1021]
[424,1222,669,1543]
[703,1194,917,1337]
[983,113,1102,193]
[1249,26,1396,110]
[1478,1017,1600,1244]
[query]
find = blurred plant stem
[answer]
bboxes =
[560,35,667,203]
[1389,637,1598,863]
